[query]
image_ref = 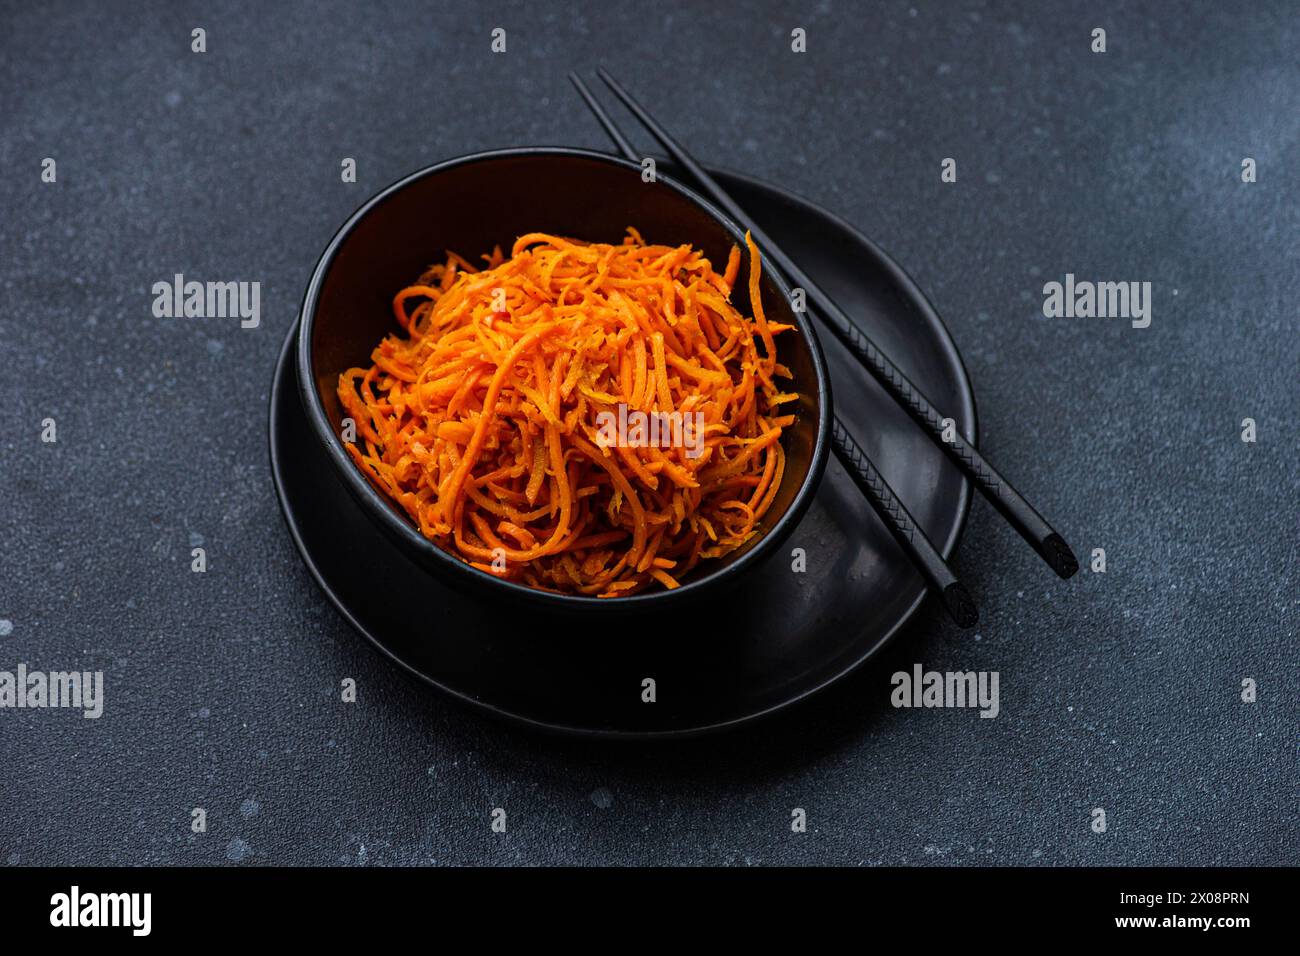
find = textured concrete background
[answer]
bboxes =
[1,0,1296,865]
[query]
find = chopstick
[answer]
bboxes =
[582,68,1079,582]
[570,73,978,629]
[830,420,978,627]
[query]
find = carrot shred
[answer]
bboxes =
[338,230,797,596]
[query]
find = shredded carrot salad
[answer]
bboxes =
[337,229,799,596]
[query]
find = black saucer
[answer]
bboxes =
[268,167,977,739]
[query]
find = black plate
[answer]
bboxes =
[268,166,977,739]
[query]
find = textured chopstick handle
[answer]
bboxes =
[823,308,1078,579]
[831,418,978,628]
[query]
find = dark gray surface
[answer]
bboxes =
[1,0,1296,866]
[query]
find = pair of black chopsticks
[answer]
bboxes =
[570,69,1078,627]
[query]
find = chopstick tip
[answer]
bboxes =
[943,582,979,629]
[1041,533,1079,579]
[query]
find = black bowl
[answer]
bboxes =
[297,147,831,614]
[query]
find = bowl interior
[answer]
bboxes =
[304,150,826,595]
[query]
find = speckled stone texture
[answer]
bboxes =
[0,0,1296,866]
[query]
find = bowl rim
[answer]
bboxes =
[296,145,832,610]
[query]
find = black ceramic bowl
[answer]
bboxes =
[297,147,831,613]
